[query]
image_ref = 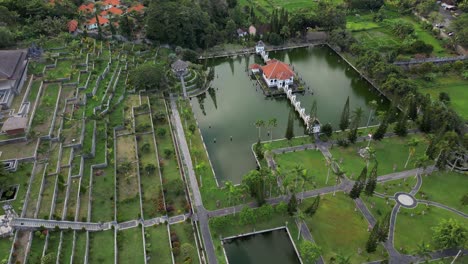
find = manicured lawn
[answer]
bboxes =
[262,136,314,150]
[275,149,335,192]
[91,166,115,222]
[117,228,145,263]
[73,232,87,264]
[44,231,61,263]
[347,14,381,31]
[361,194,396,222]
[416,171,468,214]
[415,75,468,119]
[302,192,387,263]
[28,234,47,264]
[329,134,428,178]
[146,225,173,264]
[394,205,468,254]
[59,231,74,264]
[170,223,200,264]
[89,230,114,264]
[38,174,57,219]
[0,237,12,260]
[377,176,417,196]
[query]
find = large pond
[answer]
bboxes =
[192,45,388,184]
[223,228,301,264]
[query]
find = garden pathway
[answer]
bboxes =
[296,220,325,264]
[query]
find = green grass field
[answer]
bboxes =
[415,75,468,119]
[394,205,468,254]
[275,149,335,191]
[302,192,387,263]
[329,134,428,178]
[416,171,468,214]
[146,225,173,264]
[89,230,115,264]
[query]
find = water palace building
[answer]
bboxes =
[250,59,295,88]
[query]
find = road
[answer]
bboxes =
[170,97,218,264]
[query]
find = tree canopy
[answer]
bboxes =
[129,63,168,92]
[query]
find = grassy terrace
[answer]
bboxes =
[170,222,200,264]
[91,166,115,222]
[145,225,172,264]
[275,149,335,192]
[28,234,47,264]
[66,177,80,220]
[38,174,57,219]
[137,133,164,218]
[53,173,67,219]
[416,171,468,214]
[24,163,46,218]
[44,231,61,263]
[116,135,141,222]
[329,134,428,178]
[150,96,188,216]
[209,204,302,264]
[60,147,72,167]
[394,205,468,254]
[117,228,145,263]
[89,230,114,264]
[5,163,34,216]
[0,238,11,260]
[45,59,73,81]
[59,231,74,264]
[301,192,387,263]
[52,86,76,137]
[73,232,87,263]
[46,142,60,174]
[11,231,29,263]
[31,83,60,136]
[0,140,37,160]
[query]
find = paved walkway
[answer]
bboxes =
[11,218,111,231]
[296,220,325,264]
[417,200,468,218]
[170,97,217,264]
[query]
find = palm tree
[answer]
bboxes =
[366,100,378,128]
[405,138,420,168]
[351,107,364,129]
[294,165,306,191]
[325,157,331,184]
[333,170,345,196]
[224,181,235,206]
[414,155,430,176]
[295,209,306,240]
[255,119,265,140]
[195,162,207,187]
[268,118,278,142]
[365,147,376,168]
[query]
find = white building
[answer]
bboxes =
[260,59,295,88]
[255,41,265,54]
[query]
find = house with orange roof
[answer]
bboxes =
[78,2,95,13]
[68,20,78,33]
[259,59,295,88]
[100,7,123,18]
[85,16,109,30]
[101,0,121,10]
[127,4,145,13]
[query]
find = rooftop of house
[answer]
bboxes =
[101,6,123,16]
[256,40,265,47]
[0,50,28,81]
[249,64,261,69]
[171,60,189,71]
[249,25,256,34]
[1,116,28,132]
[261,59,295,81]
[87,16,109,26]
[68,20,78,32]
[78,2,94,12]
[102,0,121,6]
[128,4,145,13]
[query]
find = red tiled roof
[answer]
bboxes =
[101,7,123,16]
[68,20,78,32]
[261,60,294,80]
[87,16,109,26]
[78,3,94,12]
[128,4,145,13]
[102,0,120,6]
[249,64,261,69]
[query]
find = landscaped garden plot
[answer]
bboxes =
[329,134,428,178]
[394,205,468,254]
[262,136,314,150]
[70,154,81,176]
[44,230,61,263]
[301,192,387,263]
[117,228,145,263]
[44,60,74,81]
[58,231,74,264]
[150,97,188,216]
[116,135,141,222]
[28,233,47,264]
[65,177,80,221]
[28,79,42,104]
[77,164,90,222]
[346,13,381,31]
[170,222,200,264]
[60,147,72,167]
[275,149,335,192]
[38,174,57,219]
[61,105,84,145]
[415,75,468,119]
[209,204,302,264]
[361,194,396,221]
[0,238,11,260]
[2,163,34,214]
[53,173,68,219]
[135,113,152,133]
[352,28,401,52]
[145,225,172,264]
[89,230,114,264]
[10,230,30,263]
[24,163,46,218]
[72,232,87,263]
[377,176,417,195]
[91,166,115,222]
[46,142,61,174]
[0,140,37,160]
[416,171,468,214]
[31,83,60,136]
[52,86,76,136]
[137,133,164,218]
